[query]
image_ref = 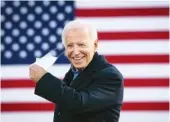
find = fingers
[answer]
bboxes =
[29,64,47,82]
[29,64,36,80]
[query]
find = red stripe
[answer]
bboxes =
[1,79,36,88]
[76,8,169,17]
[98,31,169,40]
[1,102,168,112]
[122,102,169,111]
[1,78,168,88]
[124,78,169,87]
[105,55,169,63]
[1,103,55,112]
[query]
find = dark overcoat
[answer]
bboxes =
[35,52,124,122]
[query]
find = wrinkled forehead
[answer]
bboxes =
[62,20,97,46]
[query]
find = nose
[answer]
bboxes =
[72,45,80,55]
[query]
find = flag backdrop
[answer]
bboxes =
[1,1,169,122]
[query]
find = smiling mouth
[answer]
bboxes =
[72,56,85,62]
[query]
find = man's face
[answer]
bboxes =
[64,28,97,70]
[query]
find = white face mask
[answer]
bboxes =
[34,50,64,70]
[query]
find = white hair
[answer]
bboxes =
[61,20,98,46]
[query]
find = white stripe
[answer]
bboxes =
[1,64,69,79]
[116,64,168,78]
[124,87,168,102]
[98,40,169,55]
[119,111,169,122]
[1,112,53,122]
[1,64,169,79]
[76,1,169,9]
[76,17,168,31]
[1,111,169,122]
[1,88,48,103]
[1,88,168,102]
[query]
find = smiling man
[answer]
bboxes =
[29,20,124,122]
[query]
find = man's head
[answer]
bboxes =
[62,20,98,70]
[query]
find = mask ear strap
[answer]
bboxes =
[50,45,65,57]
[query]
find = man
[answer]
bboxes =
[29,20,124,122]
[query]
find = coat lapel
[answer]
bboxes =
[63,69,73,86]
[70,68,96,90]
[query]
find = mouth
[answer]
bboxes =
[72,56,85,64]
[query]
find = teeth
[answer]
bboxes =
[73,57,82,60]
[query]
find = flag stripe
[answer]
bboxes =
[98,41,168,55]
[1,80,36,88]
[98,31,169,40]
[104,55,169,63]
[1,102,168,111]
[76,1,169,9]
[124,78,169,87]
[1,64,169,79]
[1,88,168,102]
[1,112,54,122]
[1,78,169,88]
[120,111,169,122]
[122,102,169,111]
[1,111,169,122]
[76,8,169,17]
[77,17,168,31]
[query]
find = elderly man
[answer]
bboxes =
[29,20,124,122]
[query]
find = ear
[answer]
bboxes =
[94,39,98,52]
[64,48,68,57]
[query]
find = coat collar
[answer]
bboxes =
[63,52,108,89]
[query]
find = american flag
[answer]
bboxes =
[1,1,169,122]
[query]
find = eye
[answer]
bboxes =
[67,44,73,48]
[78,43,85,47]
